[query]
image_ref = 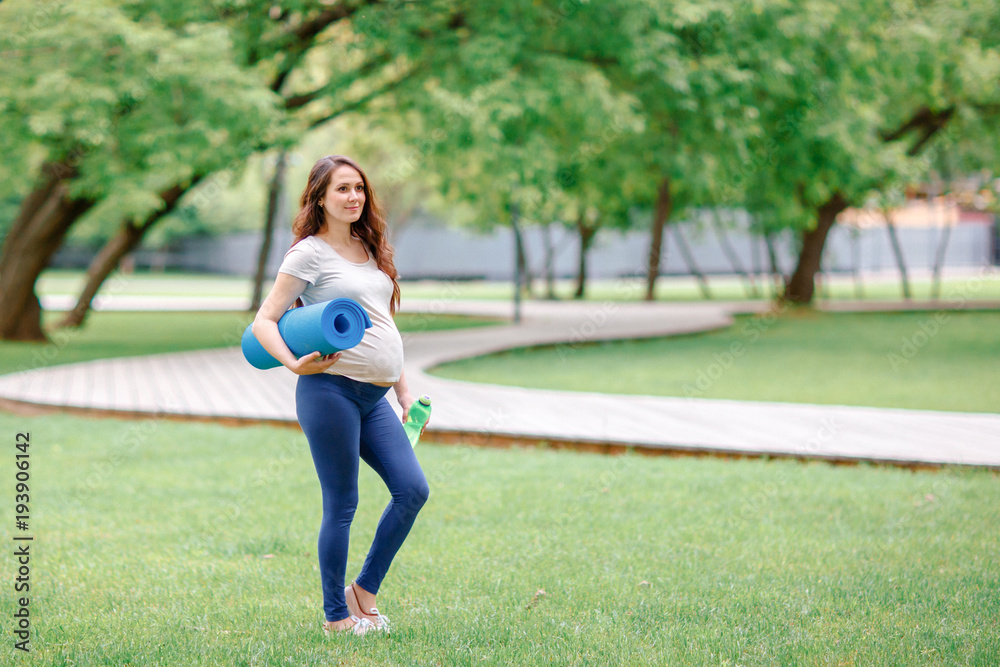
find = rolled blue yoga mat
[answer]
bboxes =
[242,298,372,370]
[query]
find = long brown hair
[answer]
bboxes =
[290,155,401,314]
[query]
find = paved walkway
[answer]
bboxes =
[3,299,999,468]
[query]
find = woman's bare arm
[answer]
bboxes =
[251,272,342,375]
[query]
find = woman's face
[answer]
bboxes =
[321,165,366,228]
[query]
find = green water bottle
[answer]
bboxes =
[403,395,432,447]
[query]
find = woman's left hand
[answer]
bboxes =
[394,372,428,433]
[398,392,415,423]
[397,392,429,434]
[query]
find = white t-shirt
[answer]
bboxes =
[276,235,403,384]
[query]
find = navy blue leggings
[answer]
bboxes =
[295,372,430,622]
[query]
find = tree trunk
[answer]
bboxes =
[251,151,287,312]
[56,180,201,329]
[750,228,766,294]
[56,223,145,329]
[574,214,598,299]
[0,165,65,273]
[510,201,524,323]
[513,220,533,299]
[849,226,864,298]
[783,193,848,304]
[930,208,952,300]
[764,231,783,298]
[541,222,557,299]
[671,223,711,299]
[0,162,95,341]
[644,176,672,301]
[710,210,757,297]
[884,212,911,301]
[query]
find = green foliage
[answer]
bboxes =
[1,0,487,250]
[2,0,998,253]
[147,156,268,245]
[729,0,1000,229]
[608,1,762,209]
[384,0,1000,240]
[369,1,646,234]
[0,0,281,236]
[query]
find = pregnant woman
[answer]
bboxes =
[251,155,429,636]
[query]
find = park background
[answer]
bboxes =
[1,0,999,664]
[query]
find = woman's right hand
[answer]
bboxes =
[288,350,343,375]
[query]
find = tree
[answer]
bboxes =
[550,0,761,301]
[378,9,643,301]
[0,0,462,339]
[57,0,427,329]
[735,0,1000,304]
[0,0,278,340]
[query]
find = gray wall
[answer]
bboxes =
[54,214,996,280]
[389,216,995,281]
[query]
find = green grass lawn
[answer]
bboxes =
[0,310,500,377]
[38,267,1000,303]
[431,310,1000,414]
[38,269,257,298]
[1,412,997,665]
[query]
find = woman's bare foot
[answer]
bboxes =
[324,617,356,633]
[323,616,375,636]
[346,582,390,631]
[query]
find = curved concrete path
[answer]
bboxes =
[2,299,999,468]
